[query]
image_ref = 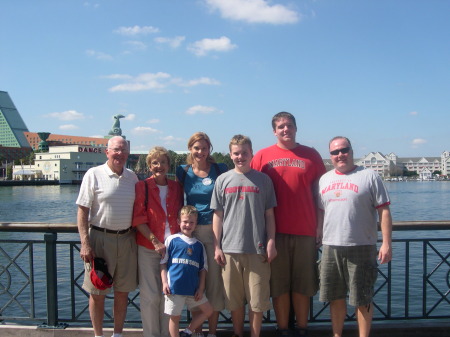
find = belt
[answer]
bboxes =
[90,225,132,235]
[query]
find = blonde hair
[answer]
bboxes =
[186,132,215,165]
[146,146,170,168]
[229,134,253,152]
[179,205,198,219]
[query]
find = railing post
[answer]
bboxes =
[38,232,67,329]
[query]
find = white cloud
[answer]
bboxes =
[185,105,223,115]
[174,77,221,87]
[44,110,85,121]
[154,36,186,48]
[83,2,100,9]
[109,72,171,92]
[160,135,184,145]
[106,72,220,92]
[125,40,147,50]
[114,25,159,36]
[204,0,299,24]
[59,124,79,130]
[409,111,419,116]
[185,77,221,87]
[132,126,161,135]
[124,114,136,121]
[188,36,237,56]
[102,74,133,80]
[85,49,113,60]
[412,138,427,145]
[147,118,160,124]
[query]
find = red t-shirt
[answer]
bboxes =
[251,144,326,237]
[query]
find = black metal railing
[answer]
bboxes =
[0,221,449,329]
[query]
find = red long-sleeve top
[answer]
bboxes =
[132,177,183,250]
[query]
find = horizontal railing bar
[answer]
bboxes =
[1,220,450,232]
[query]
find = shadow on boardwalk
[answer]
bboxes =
[1,320,449,337]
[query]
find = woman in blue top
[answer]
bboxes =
[176,132,227,337]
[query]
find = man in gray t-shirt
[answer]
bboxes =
[318,136,392,337]
[212,134,277,337]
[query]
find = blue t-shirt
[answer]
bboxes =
[176,163,228,225]
[161,233,207,296]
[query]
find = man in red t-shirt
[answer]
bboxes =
[251,112,326,337]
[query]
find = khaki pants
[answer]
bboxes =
[138,245,169,337]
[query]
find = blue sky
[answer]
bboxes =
[1,0,449,158]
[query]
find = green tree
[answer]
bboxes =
[135,154,148,175]
[218,153,234,169]
[403,169,418,177]
[167,150,179,174]
[171,152,188,174]
[24,151,35,165]
[6,165,12,180]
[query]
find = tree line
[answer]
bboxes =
[131,151,234,178]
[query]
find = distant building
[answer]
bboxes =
[24,132,108,150]
[0,91,33,163]
[1,90,136,180]
[356,152,447,178]
[440,151,450,176]
[0,91,31,148]
[355,151,396,177]
[13,144,108,184]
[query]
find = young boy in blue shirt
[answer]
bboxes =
[161,205,213,337]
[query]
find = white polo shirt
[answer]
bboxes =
[76,162,138,230]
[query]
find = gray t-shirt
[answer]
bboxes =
[211,169,277,254]
[318,166,390,246]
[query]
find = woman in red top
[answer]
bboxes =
[132,146,183,337]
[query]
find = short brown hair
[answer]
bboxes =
[271,111,297,130]
[179,205,198,219]
[146,146,170,168]
[229,134,253,152]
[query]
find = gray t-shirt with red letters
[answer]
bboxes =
[211,169,277,255]
[318,166,390,246]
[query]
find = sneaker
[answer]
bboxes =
[180,332,193,337]
[193,333,204,337]
[206,334,216,337]
[277,329,291,337]
[294,327,308,337]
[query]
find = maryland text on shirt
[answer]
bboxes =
[268,158,306,169]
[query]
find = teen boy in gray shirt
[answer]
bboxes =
[212,134,277,337]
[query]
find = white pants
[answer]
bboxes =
[138,245,169,337]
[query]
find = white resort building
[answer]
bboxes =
[12,145,107,184]
[355,151,450,179]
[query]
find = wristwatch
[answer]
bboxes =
[149,234,156,242]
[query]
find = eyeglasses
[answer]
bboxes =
[330,147,351,156]
[108,148,128,154]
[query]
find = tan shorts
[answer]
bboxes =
[82,228,138,295]
[164,294,209,316]
[270,234,318,298]
[193,224,225,311]
[222,253,271,312]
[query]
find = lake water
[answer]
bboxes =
[1,180,450,223]
[0,181,449,323]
